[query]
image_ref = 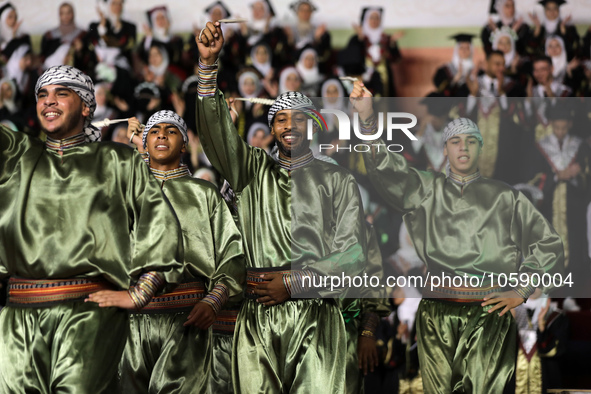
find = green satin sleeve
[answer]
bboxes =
[361,224,391,316]
[162,177,244,299]
[0,135,184,289]
[511,192,565,293]
[196,90,266,193]
[362,139,435,213]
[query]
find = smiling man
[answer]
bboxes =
[0,65,184,393]
[195,21,367,393]
[88,110,245,393]
[353,83,564,393]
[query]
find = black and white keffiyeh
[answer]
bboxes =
[442,117,483,146]
[35,65,101,142]
[142,110,188,149]
[267,91,316,128]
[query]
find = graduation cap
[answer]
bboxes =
[250,0,275,18]
[289,0,317,13]
[420,92,456,118]
[359,7,383,26]
[450,33,475,43]
[146,6,168,27]
[205,1,231,19]
[0,2,13,17]
[538,0,566,6]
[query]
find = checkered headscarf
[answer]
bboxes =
[35,65,100,142]
[142,110,188,149]
[267,91,326,132]
[442,118,483,146]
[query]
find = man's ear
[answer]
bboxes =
[443,143,448,157]
[82,103,90,117]
[270,126,276,137]
[181,143,187,154]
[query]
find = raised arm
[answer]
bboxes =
[195,21,261,192]
[349,81,435,213]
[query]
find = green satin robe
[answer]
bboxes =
[120,174,245,394]
[362,141,564,393]
[196,91,367,393]
[0,127,184,393]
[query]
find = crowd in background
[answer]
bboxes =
[1,0,591,391]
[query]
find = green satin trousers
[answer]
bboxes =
[119,312,210,394]
[0,302,128,394]
[416,299,516,394]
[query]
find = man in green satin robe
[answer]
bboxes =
[350,82,564,394]
[88,110,245,393]
[0,65,184,393]
[196,22,367,393]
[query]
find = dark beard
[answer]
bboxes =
[275,137,311,158]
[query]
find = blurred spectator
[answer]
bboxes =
[88,0,137,68]
[246,121,273,153]
[524,104,591,296]
[511,290,569,393]
[284,1,331,73]
[193,167,219,188]
[481,0,530,56]
[277,66,302,95]
[345,7,402,97]
[433,34,474,97]
[295,46,323,96]
[0,2,30,57]
[41,3,87,70]
[464,50,524,184]
[404,93,454,173]
[491,27,528,82]
[529,0,579,59]
[138,6,184,71]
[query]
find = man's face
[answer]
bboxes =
[297,3,312,22]
[59,4,74,25]
[146,123,185,165]
[36,85,89,139]
[533,60,552,84]
[551,119,571,142]
[444,134,482,176]
[544,2,559,21]
[487,53,505,77]
[271,109,310,157]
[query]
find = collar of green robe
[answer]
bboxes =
[447,170,481,186]
[150,164,191,181]
[45,132,86,152]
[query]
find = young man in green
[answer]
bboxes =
[89,110,245,393]
[350,81,564,393]
[0,65,184,393]
[195,21,367,392]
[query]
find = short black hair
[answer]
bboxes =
[487,49,505,60]
[533,55,553,66]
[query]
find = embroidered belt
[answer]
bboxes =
[212,307,241,335]
[7,277,113,307]
[246,267,293,300]
[137,279,206,314]
[422,276,502,304]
